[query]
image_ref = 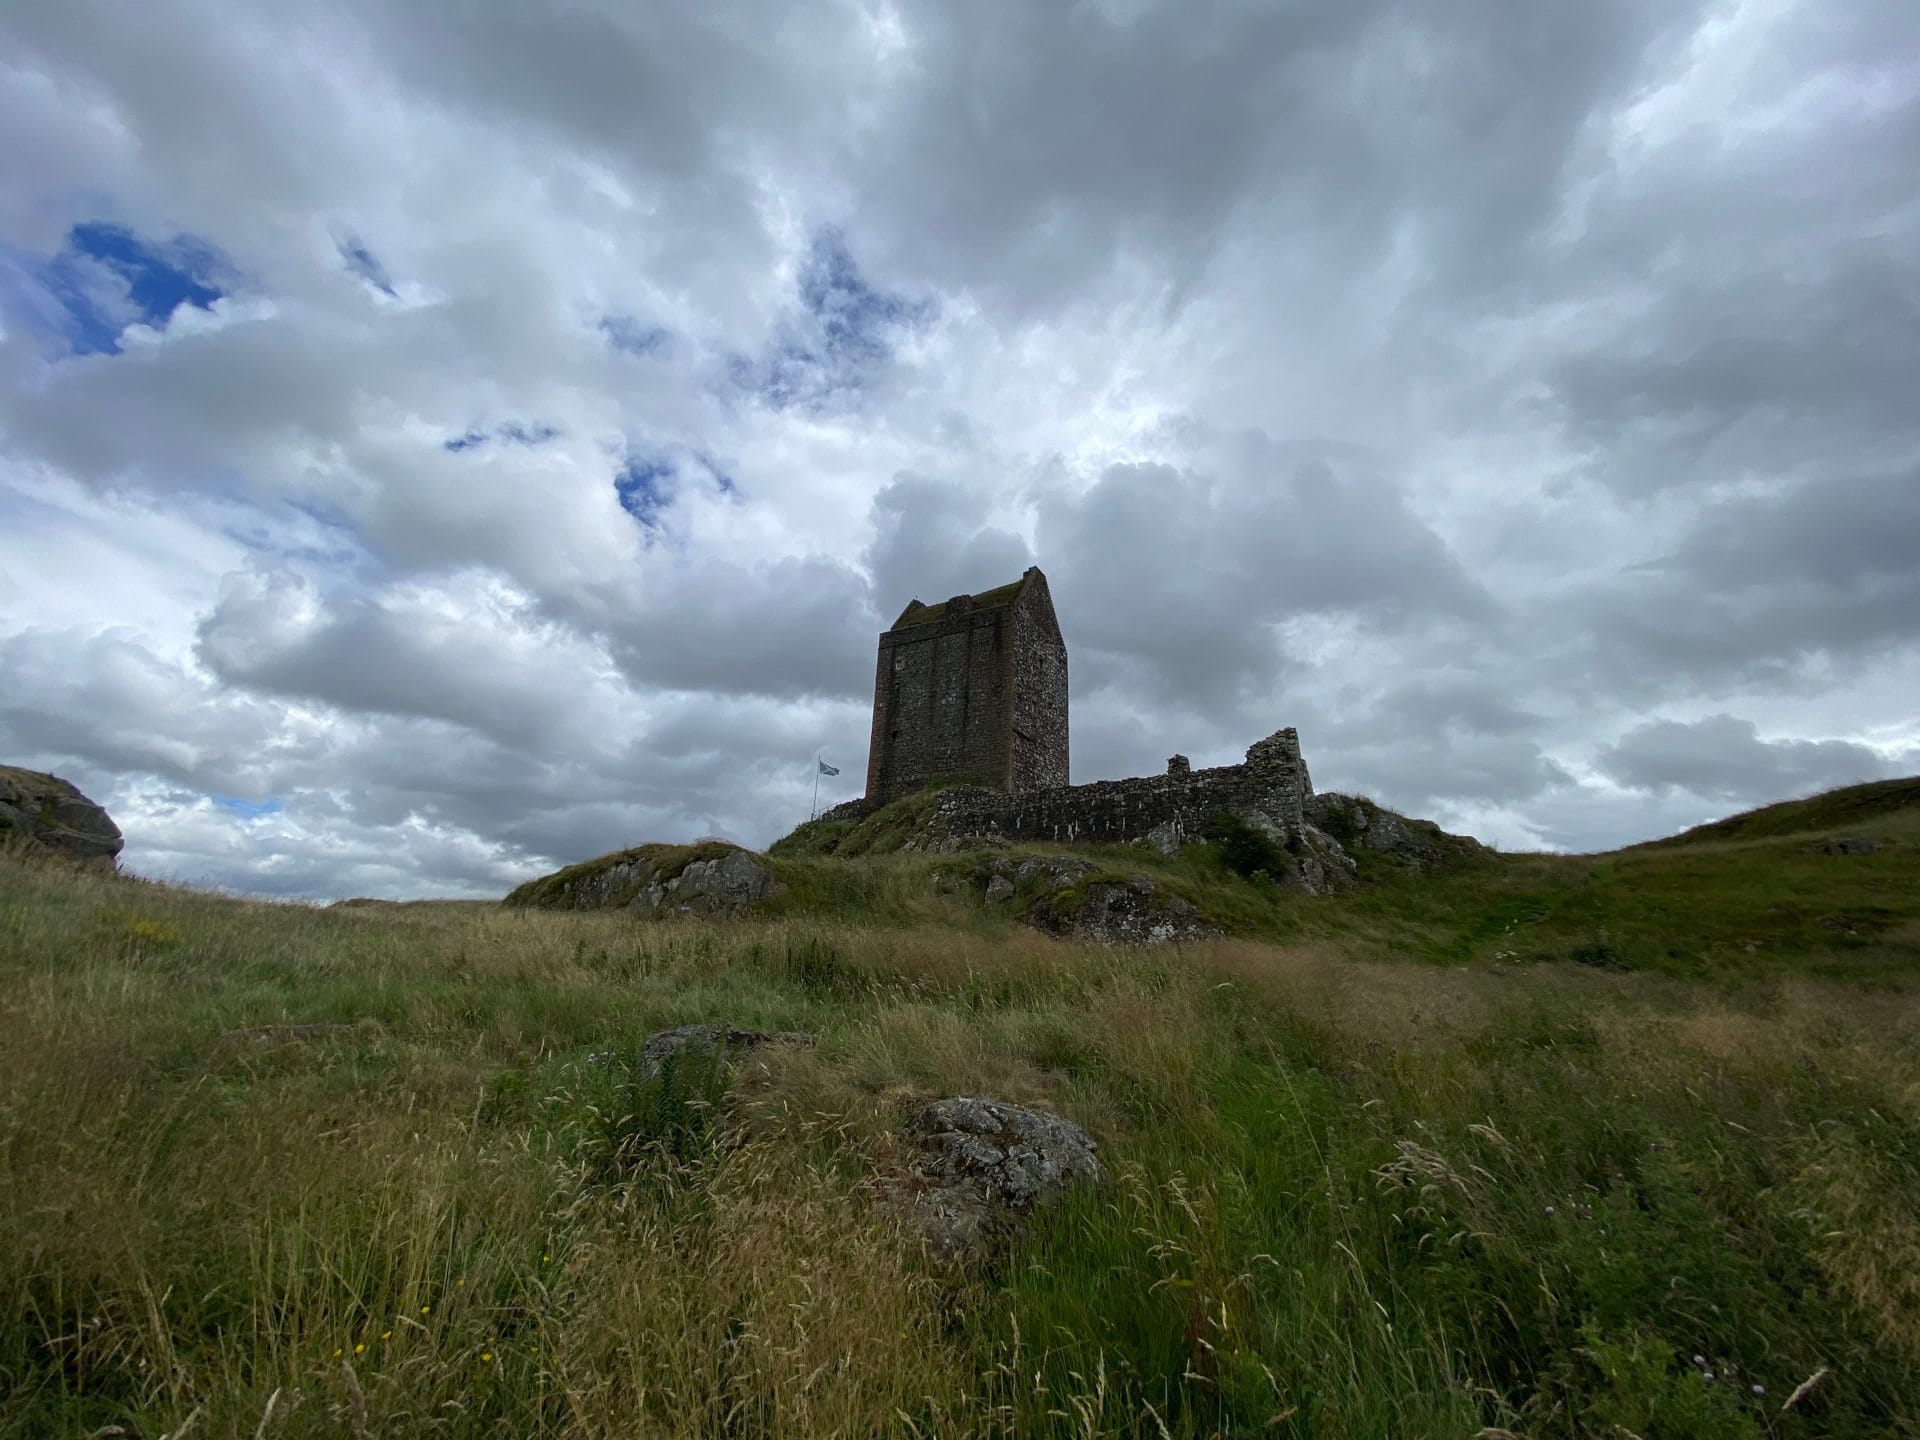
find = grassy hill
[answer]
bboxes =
[1,782,1916,1437]
[1630,776,1920,850]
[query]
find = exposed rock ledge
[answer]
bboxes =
[0,766,123,867]
[503,842,785,916]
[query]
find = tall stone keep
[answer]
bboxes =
[865,566,1068,806]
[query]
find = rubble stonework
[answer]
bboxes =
[865,567,1068,806]
[924,726,1315,851]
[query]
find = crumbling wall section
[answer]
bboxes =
[930,727,1314,849]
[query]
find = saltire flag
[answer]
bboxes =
[817,759,840,776]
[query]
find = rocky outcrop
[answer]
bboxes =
[640,849,785,916]
[0,767,123,867]
[890,1097,1100,1260]
[964,853,1219,944]
[1305,793,1485,870]
[1025,874,1220,944]
[504,843,785,917]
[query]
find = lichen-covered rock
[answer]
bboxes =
[1289,821,1361,895]
[634,849,786,915]
[895,1097,1100,1260]
[0,766,123,866]
[1305,793,1485,870]
[505,842,784,916]
[626,1024,815,1078]
[1027,875,1221,944]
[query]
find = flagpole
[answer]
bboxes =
[811,754,820,820]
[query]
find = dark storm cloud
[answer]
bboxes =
[0,628,294,800]
[194,568,610,749]
[864,475,1035,618]
[1597,714,1908,805]
[849,1,1714,314]
[1568,469,1920,701]
[1039,439,1496,710]
[1547,251,1920,495]
[579,555,877,703]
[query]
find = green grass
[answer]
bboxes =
[769,785,960,860]
[2,783,1917,1437]
[1633,777,1920,849]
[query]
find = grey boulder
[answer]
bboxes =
[0,766,123,866]
[1025,873,1220,945]
[895,1097,1100,1260]
[635,849,786,916]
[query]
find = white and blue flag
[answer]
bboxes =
[817,758,840,776]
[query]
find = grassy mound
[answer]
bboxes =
[768,785,958,859]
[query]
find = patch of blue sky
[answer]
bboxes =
[601,314,671,356]
[339,237,397,296]
[500,421,559,446]
[212,795,285,820]
[7,222,227,356]
[445,422,561,452]
[800,229,934,364]
[731,228,933,413]
[615,454,675,530]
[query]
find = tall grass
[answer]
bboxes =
[2,837,1916,1436]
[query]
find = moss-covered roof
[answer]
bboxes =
[890,571,1034,630]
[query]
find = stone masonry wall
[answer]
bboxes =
[928,727,1314,849]
[1009,575,1069,792]
[866,600,1013,803]
[866,569,1069,806]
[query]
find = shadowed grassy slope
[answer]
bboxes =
[522,775,1920,979]
[1631,776,1920,849]
[776,778,1920,978]
[0,781,1915,1437]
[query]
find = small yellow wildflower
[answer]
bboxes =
[332,1348,343,1358]
[481,1352,493,1363]
[420,1305,431,1315]
[354,1343,364,1354]
[542,1254,551,1263]
[456,1278,464,1287]
[381,1330,391,1340]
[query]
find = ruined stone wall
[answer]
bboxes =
[931,727,1314,849]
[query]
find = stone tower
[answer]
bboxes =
[864,566,1068,806]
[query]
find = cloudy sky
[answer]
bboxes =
[2,1,1916,899]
